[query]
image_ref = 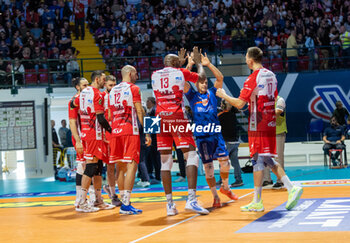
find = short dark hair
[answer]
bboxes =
[247,47,263,63]
[335,101,342,108]
[147,97,156,105]
[91,70,104,83]
[72,77,80,88]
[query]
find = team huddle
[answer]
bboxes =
[68,46,303,215]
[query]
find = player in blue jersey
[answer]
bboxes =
[184,53,239,208]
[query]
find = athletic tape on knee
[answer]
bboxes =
[204,162,215,179]
[252,157,265,172]
[161,154,173,171]
[264,156,279,169]
[84,163,98,178]
[185,151,199,167]
[76,162,84,175]
[95,160,103,176]
[219,159,230,173]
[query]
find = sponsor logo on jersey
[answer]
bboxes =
[112,128,123,134]
[267,121,276,127]
[158,111,173,116]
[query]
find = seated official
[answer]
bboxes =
[323,116,346,166]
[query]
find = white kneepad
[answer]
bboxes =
[252,158,265,172]
[184,151,199,167]
[161,154,173,171]
[76,161,84,175]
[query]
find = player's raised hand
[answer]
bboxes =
[192,46,201,64]
[201,53,210,66]
[145,134,152,147]
[178,48,187,66]
[187,53,195,66]
[216,88,227,98]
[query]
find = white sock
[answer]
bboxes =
[253,187,262,203]
[188,189,196,201]
[281,175,293,192]
[166,193,173,205]
[79,188,88,204]
[123,190,131,205]
[120,190,125,199]
[210,186,219,198]
[75,186,81,205]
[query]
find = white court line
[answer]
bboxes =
[129,191,254,243]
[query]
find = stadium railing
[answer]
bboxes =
[0,45,349,91]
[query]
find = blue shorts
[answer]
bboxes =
[196,133,229,164]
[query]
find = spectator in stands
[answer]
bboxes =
[30,23,42,41]
[340,25,350,67]
[51,54,67,84]
[10,39,22,59]
[32,46,48,73]
[287,30,298,72]
[267,39,282,59]
[0,58,9,85]
[58,28,72,51]
[333,101,350,126]
[9,58,25,85]
[59,119,69,148]
[296,33,305,56]
[305,29,316,71]
[123,45,136,65]
[329,26,341,68]
[111,29,124,47]
[0,40,9,58]
[231,22,246,52]
[66,57,80,85]
[316,21,330,70]
[323,116,346,166]
[74,0,85,40]
[153,36,166,54]
[218,100,243,187]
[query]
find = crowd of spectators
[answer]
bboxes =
[88,0,350,71]
[0,0,79,85]
[1,0,350,86]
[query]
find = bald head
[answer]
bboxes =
[164,54,181,68]
[121,65,138,83]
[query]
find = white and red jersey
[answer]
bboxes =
[239,68,278,132]
[68,93,81,145]
[102,90,110,121]
[77,86,104,141]
[109,81,141,136]
[152,67,198,118]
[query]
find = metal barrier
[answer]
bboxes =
[1,44,350,92]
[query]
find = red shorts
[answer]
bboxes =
[82,139,108,162]
[248,130,276,157]
[157,118,196,150]
[109,135,140,163]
